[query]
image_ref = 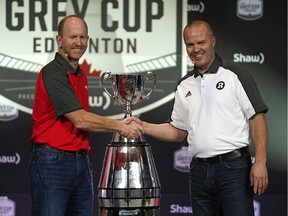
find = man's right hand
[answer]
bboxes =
[120,117,143,139]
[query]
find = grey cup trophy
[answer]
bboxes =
[101,71,156,142]
[98,72,161,216]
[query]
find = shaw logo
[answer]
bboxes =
[187,2,205,13]
[0,196,16,216]
[0,153,21,165]
[89,92,111,110]
[0,102,18,121]
[169,201,259,215]
[173,146,192,173]
[233,52,265,64]
[237,0,263,21]
[170,204,193,214]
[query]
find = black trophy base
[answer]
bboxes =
[98,208,160,216]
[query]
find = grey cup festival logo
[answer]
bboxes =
[237,0,263,21]
[0,196,16,216]
[0,0,187,119]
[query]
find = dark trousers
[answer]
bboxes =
[189,152,254,216]
[29,145,94,216]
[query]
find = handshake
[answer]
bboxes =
[119,117,144,139]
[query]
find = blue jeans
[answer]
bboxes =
[29,146,94,216]
[189,153,254,216]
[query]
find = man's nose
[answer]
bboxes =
[75,37,82,45]
[193,44,200,52]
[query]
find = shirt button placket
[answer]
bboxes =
[201,76,205,95]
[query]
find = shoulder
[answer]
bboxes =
[175,71,194,91]
[221,60,250,77]
[221,59,256,84]
[42,59,67,80]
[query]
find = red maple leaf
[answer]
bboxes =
[80,59,101,77]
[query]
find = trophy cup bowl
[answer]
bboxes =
[101,71,156,143]
[101,71,156,113]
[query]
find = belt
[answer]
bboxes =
[194,146,249,164]
[33,143,87,156]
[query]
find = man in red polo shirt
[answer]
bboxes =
[29,15,142,216]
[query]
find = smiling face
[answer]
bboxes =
[183,21,216,74]
[56,17,89,69]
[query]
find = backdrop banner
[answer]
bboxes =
[0,0,286,215]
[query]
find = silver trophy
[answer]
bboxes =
[98,72,161,216]
[101,71,156,142]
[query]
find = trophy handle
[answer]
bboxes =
[101,71,114,98]
[141,71,156,99]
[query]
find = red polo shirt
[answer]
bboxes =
[30,53,90,152]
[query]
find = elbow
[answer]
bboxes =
[175,136,186,142]
[65,109,90,131]
[73,120,86,130]
[71,118,89,131]
[171,131,187,142]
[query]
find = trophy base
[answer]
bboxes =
[98,208,160,216]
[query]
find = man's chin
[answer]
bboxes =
[68,55,82,62]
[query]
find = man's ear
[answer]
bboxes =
[56,35,62,48]
[212,36,216,47]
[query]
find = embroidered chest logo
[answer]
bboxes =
[216,81,225,90]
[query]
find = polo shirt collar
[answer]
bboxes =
[193,54,223,78]
[55,52,82,75]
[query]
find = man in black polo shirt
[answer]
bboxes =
[29,15,142,216]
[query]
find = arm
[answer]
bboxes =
[142,121,187,142]
[249,113,268,195]
[64,109,142,138]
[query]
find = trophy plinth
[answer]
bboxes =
[98,72,160,216]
